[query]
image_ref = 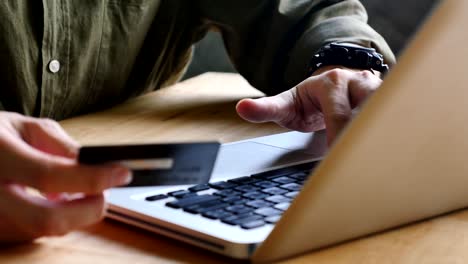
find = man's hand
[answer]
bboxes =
[236,67,383,145]
[0,112,132,243]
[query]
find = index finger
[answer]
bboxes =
[1,136,132,194]
[315,69,382,145]
[314,69,353,145]
[0,184,107,239]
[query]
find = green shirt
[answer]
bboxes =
[0,0,395,120]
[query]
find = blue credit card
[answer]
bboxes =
[78,142,220,186]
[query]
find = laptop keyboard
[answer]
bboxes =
[144,161,319,230]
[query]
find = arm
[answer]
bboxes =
[193,0,394,144]
[195,0,395,94]
[0,112,131,243]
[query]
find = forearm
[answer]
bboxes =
[283,0,395,90]
[195,0,395,94]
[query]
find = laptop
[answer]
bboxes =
[106,0,468,262]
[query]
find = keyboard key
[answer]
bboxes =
[208,181,237,190]
[265,195,291,204]
[280,183,302,191]
[274,202,291,211]
[220,213,251,225]
[221,195,245,204]
[178,192,198,199]
[166,194,219,209]
[198,202,229,213]
[242,191,269,200]
[228,176,260,185]
[221,212,254,221]
[168,190,192,198]
[188,184,210,192]
[241,220,266,230]
[184,201,229,214]
[285,191,299,198]
[145,194,169,202]
[253,180,279,189]
[254,207,283,217]
[288,172,309,181]
[272,176,296,184]
[202,209,234,220]
[222,214,263,226]
[225,204,254,214]
[184,199,220,210]
[234,185,260,193]
[246,200,273,209]
[262,187,288,195]
[265,215,282,224]
[213,189,241,197]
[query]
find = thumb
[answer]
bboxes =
[236,91,295,124]
[20,118,79,159]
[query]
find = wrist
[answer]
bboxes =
[311,64,382,78]
[308,42,389,77]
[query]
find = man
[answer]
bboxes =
[0,0,395,243]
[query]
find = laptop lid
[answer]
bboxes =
[254,0,467,261]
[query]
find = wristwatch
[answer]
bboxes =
[308,42,389,75]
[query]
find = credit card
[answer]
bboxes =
[78,142,220,186]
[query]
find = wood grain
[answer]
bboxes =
[60,72,285,145]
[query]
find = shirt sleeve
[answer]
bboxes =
[194,0,396,95]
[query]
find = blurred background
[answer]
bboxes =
[182,0,438,80]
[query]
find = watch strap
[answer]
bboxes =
[308,42,389,75]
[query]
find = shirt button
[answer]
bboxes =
[48,60,61,73]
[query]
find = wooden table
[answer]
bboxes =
[2,73,468,263]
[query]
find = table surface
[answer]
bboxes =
[2,73,468,264]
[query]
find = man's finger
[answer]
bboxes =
[0,135,131,193]
[348,70,382,108]
[237,84,326,132]
[0,216,34,243]
[320,90,353,145]
[19,118,79,159]
[0,184,106,239]
[236,92,295,124]
[23,155,132,194]
[312,69,354,145]
[312,68,383,145]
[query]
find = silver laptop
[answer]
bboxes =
[107,1,468,262]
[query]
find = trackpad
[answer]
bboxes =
[212,142,318,179]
